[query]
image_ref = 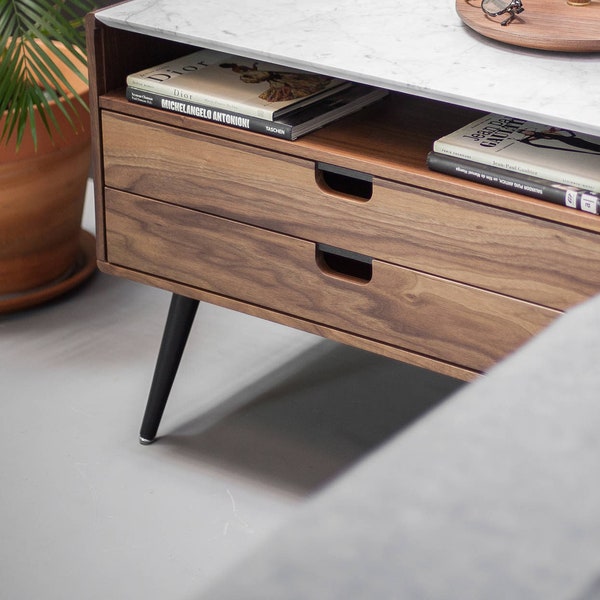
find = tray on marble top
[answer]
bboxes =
[457,0,600,52]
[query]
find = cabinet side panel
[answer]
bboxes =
[86,13,107,260]
[85,14,196,260]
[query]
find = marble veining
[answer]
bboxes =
[96,0,600,136]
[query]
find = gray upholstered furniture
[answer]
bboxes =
[198,293,600,600]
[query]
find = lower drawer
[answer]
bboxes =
[105,189,558,373]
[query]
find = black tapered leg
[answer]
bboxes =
[139,293,200,445]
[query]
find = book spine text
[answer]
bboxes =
[126,88,294,139]
[427,152,599,215]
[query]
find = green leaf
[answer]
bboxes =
[0,0,97,150]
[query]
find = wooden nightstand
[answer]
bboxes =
[86,8,600,443]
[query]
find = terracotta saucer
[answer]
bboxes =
[0,229,97,314]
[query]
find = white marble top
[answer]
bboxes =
[96,0,600,136]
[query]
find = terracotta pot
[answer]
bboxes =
[0,41,91,295]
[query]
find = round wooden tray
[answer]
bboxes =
[456,0,600,52]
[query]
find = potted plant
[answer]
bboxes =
[0,0,97,311]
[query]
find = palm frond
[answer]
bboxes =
[0,0,97,149]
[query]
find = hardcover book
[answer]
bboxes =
[426,151,599,215]
[126,85,388,140]
[433,114,600,193]
[126,49,349,121]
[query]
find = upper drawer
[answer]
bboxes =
[102,111,600,310]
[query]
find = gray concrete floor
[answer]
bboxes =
[0,180,463,599]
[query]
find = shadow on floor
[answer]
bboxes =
[156,341,465,496]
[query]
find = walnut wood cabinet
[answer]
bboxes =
[86,15,600,442]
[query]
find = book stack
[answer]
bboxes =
[427,113,600,215]
[126,49,388,140]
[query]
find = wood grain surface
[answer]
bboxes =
[105,189,558,374]
[457,0,600,51]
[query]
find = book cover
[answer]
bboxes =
[433,114,600,193]
[126,49,348,121]
[126,85,388,140]
[426,151,599,215]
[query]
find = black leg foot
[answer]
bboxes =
[139,293,199,444]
